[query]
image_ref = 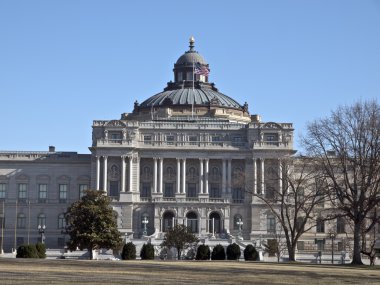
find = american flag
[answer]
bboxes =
[194,63,210,76]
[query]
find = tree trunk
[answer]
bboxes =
[288,246,296,262]
[351,221,363,265]
[89,248,93,260]
[177,248,181,260]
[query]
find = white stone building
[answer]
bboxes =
[0,38,353,261]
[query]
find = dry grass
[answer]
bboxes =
[0,258,379,285]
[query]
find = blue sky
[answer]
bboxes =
[1,0,379,154]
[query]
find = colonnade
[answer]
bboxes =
[95,155,284,196]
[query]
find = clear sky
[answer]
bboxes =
[1,0,379,154]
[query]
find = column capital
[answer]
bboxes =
[102,155,108,159]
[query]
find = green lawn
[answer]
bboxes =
[0,258,379,284]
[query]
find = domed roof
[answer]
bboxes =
[175,36,208,65]
[176,51,207,65]
[140,87,242,109]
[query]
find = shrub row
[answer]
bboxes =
[121,242,258,261]
[121,242,154,260]
[16,242,46,258]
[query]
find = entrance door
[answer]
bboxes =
[163,211,175,232]
[209,212,221,234]
[186,212,198,233]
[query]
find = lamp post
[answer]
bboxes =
[142,217,148,236]
[236,218,243,239]
[38,225,46,244]
[329,232,336,264]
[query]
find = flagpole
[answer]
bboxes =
[1,201,4,254]
[27,200,30,244]
[14,200,17,252]
[192,60,195,119]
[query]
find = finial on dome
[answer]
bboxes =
[189,36,195,51]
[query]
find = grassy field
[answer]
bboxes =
[0,258,379,285]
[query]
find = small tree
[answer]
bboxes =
[65,190,123,260]
[16,244,39,258]
[161,224,199,260]
[121,242,136,260]
[211,244,225,260]
[226,243,241,260]
[35,242,46,258]
[140,243,155,260]
[244,244,258,261]
[196,244,210,260]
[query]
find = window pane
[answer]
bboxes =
[18,184,27,199]
[59,184,67,200]
[38,184,47,199]
[79,184,88,198]
[0,183,6,198]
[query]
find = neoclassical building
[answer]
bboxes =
[1,38,346,258]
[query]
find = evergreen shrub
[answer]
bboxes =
[121,242,136,260]
[244,244,259,261]
[196,244,210,260]
[211,244,225,260]
[226,243,241,260]
[16,244,39,258]
[35,242,46,258]
[140,243,155,260]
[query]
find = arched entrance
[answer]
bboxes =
[209,212,222,234]
[186,212,198,233]
[162,211,175,232]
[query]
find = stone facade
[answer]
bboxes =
[0,39,355,261]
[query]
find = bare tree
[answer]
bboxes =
[263,226,287,262]
[361,210,378,266]
[303,100,380,265]
[253,157,326,261]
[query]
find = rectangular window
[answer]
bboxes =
[79,184,88,199]
[0,183,6,199]
[297,241,305,251]
[110,132,122,143]
[210,184,221,198]
[17,215,26,229]
[189,135,197,145]
[316,239,325,251]
[186,71,192,81]
[187,183,197,198]
[59,184,68,202]
[316,219,325,233]
[110,181,119,197]
[166,135,175,145]
[267,216,276,233]
[144,135,152,145]
[177,72,183,82]
[232,187,244,203]
[140,183,151,198]
[164,183,174,198]
[211,136,222,146]
[18,184,27,199]
[38,184,47,202]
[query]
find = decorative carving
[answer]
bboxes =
[106,120,126,127]
[263,122,282,129]
[109,165,120,180]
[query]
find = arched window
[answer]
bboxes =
[186,212,198,233]
[58,213,66,229]
[337,217,345,234]
[162,211,175,232]
[166,167,175,180]
[17,213,26,229]
[37,213,46,227]
[234,214,243,230]
[209,212,222,234]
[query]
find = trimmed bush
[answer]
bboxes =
[35,242,46,258]
[244,244,259,261]
[196,244,210,260]
[121,242,136,260]
[226,243,241,260]
[16,244,39,258]
[140,243,155,260]
[211,244,225,260]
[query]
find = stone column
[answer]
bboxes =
[176,158,181,194]
[227,159,232,194]
[222,159,226,195]
[199,159,204,194]
[103,156,108,193]
[159,158,163,194]
[129,156,133,192]
[205,159,209,194]
[260,158,265,195]
[253,158,257,194]
[121,156,126,192]
[96,156,100,190]
[278,159,283,193]
[182,159,186,194]
[153,158,158,193]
